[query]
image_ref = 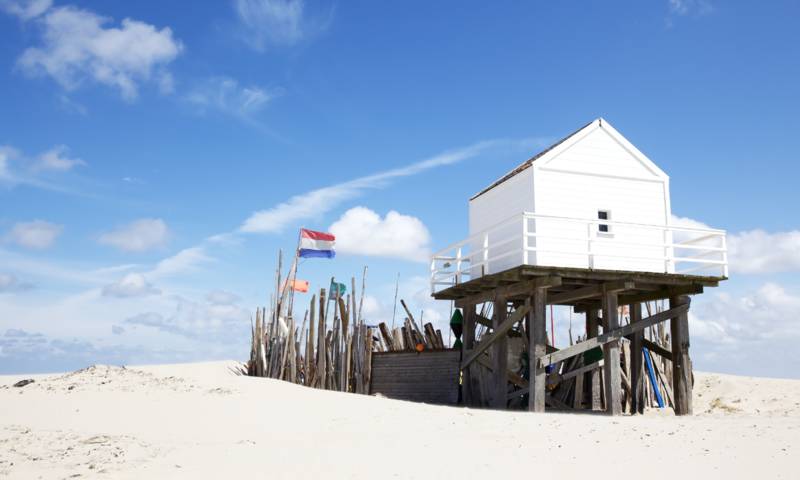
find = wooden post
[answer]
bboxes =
[529,288,547,412]
[462,305,476,406]
[670,295,692,415]
[630,302,645,414]
[492,298,508,409]
[586,309,602,411]
[602,291,623,415]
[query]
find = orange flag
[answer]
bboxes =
[288,279,309,293]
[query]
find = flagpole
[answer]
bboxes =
[287,227,302,317]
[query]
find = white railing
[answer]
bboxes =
[430,212,728,294]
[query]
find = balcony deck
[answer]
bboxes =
[431,264,724,310]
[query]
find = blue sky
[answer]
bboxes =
[1,0,799,376]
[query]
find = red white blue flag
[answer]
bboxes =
[298,228,335,259]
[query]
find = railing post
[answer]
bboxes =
[663,227,672,274]
[456,247,462,284]
[430,257,435,294]
[522,215,529,265]
[587,221,594,269]
[720,233,729,277]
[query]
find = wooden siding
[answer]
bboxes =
[369,350,460,405]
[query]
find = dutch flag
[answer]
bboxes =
[298,228,336,259]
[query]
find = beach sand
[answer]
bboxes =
[1,361,798,479]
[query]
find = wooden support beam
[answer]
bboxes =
[461,305,530,370]
[475,314,493,329]
[572,284,704,312]
[629,303,645,415]
[538,303,690,368]
[454,276,561,308]
[548,281,635,305]
[586,309,602,411]
[462,305,476,406]
[642,338,672,361]
[602,290,623,415]
[492,298,508,409]
[529,289,547,412]
[559,359,603,383]
[670,295,693,415]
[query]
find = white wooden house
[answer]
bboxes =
[431,118,727,293]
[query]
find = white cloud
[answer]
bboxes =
[329,207,431,262]
[98,218,169,252]
[16,5,183,101]
[206,289,240,305]
[668,0,713,16]
[33,144,86,172]
[671,214,800,274]
[233,0,306,50]
[149,246,211,278]
[0,272,33,293]
[0,146,18,180]
[6,220,63,249]
[186,76,278,118]
[102,272,160,298]
[240,141,496,233]
[727,230,800,275]
[0,0,51,20]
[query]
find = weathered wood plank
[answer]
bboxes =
[602,290,623,415]
[586,309,602,411]
[530,289,547,412]
[630,303,645,414]
[670,295,693,415]
[462,305,476,406]
[642,338,672,361]
[492,298,508,409]
[537,303,689,368]
[548,281,635,305]
[454,276,561,308]
[461,305,531,369]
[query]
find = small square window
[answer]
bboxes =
[598,210,611,234]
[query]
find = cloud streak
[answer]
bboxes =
[239,140,500,234]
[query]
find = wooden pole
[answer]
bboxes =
[630,302,645,414]
[670,295,693,415]
[602,291,623,415]
[462,304,476,406]
[586,309,602,411]
[491,298,508,409]
[529,288,547,412]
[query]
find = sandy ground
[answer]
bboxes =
[1,362,798,479]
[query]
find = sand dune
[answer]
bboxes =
[1,361,798,479]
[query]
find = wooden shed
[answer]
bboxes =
[431,119,728,415]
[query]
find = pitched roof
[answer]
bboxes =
[469,119,596,201]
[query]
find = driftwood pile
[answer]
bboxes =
[375,299,446,352]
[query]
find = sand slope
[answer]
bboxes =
[1,362,798,479]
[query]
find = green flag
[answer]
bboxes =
[330,281,346,297]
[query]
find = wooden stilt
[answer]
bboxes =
[492,298,508,409]
[602,291,623,415]
[670,295,692,415]
[630,302,645,414]
[462,305,476,406]
[529,288,547,412]
[586,309,602,411]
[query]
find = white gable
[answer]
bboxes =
[535,118,667,181]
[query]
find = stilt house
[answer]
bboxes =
[430,118,728,415]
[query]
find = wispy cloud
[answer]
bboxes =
[13,4,183,101]
[102,272,161,298]
[668,0,713,16]
[239,140,501,233]
[148,246,212,278]
[4,220,63,249]
[0,0,51,20]
[0,272,34,293]
[98,218,170,253]
[232,0,330,51]
[32,145,86,172]
[186,76,280,122]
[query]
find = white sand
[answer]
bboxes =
[1,362,798,479]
